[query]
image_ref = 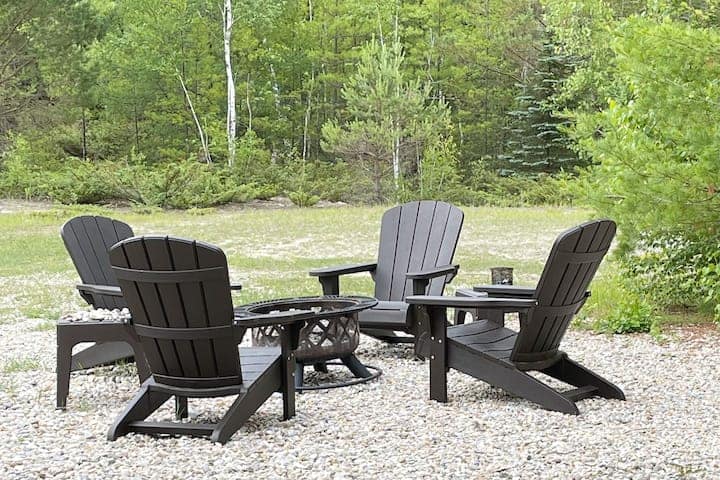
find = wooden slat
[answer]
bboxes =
[196,242,237,378]
[562,385,599,402]
[430,205,464,295]
[169,239,217,378]
[82,217,114,286]
[62,216,134,309]
[403,201,437,298]
[62,219,95,285]
[374,205,402,300]
[512,220,615,360]
[110,241,168,375]
[146,237,199,378]
[123,239,183,377]
[88,217,123,308]
[389,202,420,300]
[128,421,214,437]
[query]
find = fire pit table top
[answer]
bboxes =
[233,295,378,328]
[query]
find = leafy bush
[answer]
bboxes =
[569,18,720,250]
[622,232,720,321]
[288,190,319,207]
[468,164,576,206]
[580,266,660,334]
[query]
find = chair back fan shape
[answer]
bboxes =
[374,201,464,301]
[61,215,134,309]
[510,219,616,370]
[109,236,242,389]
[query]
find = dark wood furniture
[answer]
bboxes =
[310,200,463,344]
[237,296,380,390]
[107,236,299,444]
[57,215,149,409]
[407,219,625,414]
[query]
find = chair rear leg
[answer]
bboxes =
[449,344,580,414]
[56,332,73,410]
[107,385,171,440]
[175,396,188,419]
[453,309,469,325]
[295,362,304,390]
[542,355,625,401]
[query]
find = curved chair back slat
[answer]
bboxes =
[61,215,133,309]
[511,219,616,369]
[109,236,241,389]
[374,201,464,301]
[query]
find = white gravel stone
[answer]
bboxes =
[1,317,719,479]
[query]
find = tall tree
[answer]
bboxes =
[500,33,580,174]
[223,0,237,166]
[322,32,453,202]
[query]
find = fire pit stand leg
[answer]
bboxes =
[341,354,372,378]
[313,362,328,373]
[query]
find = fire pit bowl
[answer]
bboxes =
[235,295,377,364]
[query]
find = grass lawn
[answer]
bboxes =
[0,203,593,324]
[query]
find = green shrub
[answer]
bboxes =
[622,232,720,322]
[468,163,576,207]
[580,266,660,334]
[288,190,319,207]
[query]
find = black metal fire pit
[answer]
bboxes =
[234,296,381,391]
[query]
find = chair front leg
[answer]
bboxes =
[427,305,448,403]
[412,278,430,296]
[317,275,340,295]
[279,324,299,420]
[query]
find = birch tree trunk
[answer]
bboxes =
[178,73,211,164]
[223,0,237,167]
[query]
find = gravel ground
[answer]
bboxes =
[1,316,719,479]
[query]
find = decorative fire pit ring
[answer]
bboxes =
[234,295,381,391]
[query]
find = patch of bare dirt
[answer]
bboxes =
[0,199,55,214]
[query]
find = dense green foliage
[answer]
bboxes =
[501,35,581,174]
[546,0,720,325]
[0,0,579,207]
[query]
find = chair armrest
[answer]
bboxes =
[407,264,459,281]
[76,284,123,298]
[309,262,377,277]
[406,264,460,295]
[406,295,537,311]
[472,285,535,298]
[230,283,242,291]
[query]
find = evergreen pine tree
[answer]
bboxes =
[499,33,581,175]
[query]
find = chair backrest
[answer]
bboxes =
[374,201,464,301]
[61,215,134,309]
[511,219,616,369]
[109,236,242,389]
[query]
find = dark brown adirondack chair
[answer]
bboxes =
[310,200,464,344]
[57,215,149,409]
[107,236,298,444]
[407,219,625,414]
